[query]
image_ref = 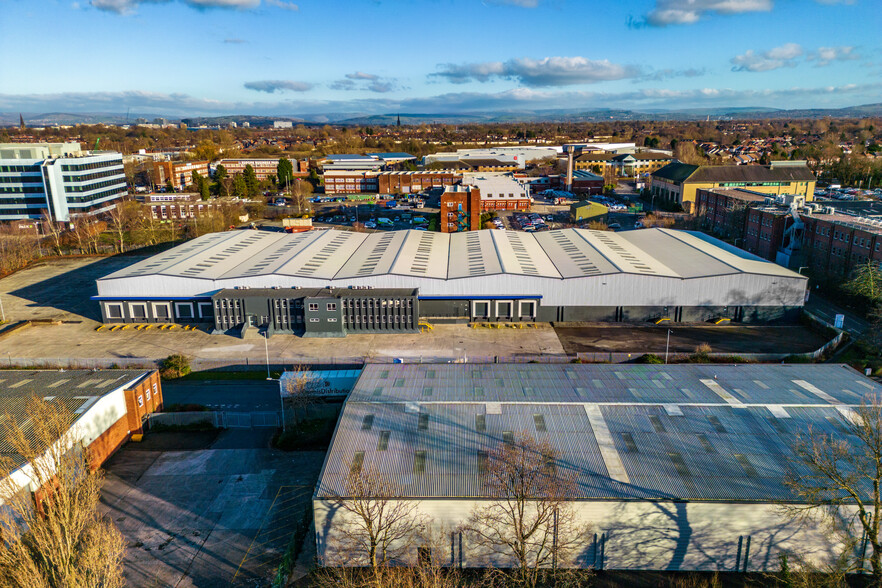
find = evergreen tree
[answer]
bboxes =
[277,158,294,190]
[232,173,247,199]
[243,164,260,197]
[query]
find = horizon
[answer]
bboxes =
[1,0,879,118]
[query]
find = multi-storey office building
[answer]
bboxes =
[0,143,127,222]
[216,158,308,181]
[152,160,210,191]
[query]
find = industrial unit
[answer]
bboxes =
[95,227,807,337]
[314,363,877,571]
[0,370,162,496]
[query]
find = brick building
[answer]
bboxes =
[0,370,162,499]
[217,158,308,181]
[696,187,882,277]
[465,175,531,212]
[377,171,460,195]
[136,192,244,221]
[152,160,210,191]
[323,171,379,195]
[440,184,481,232]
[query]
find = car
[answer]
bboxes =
[608,222,621,230]
[393,216,401,223]
[364,221,377,229]
[413,226,428,231]
[545,215,554,221]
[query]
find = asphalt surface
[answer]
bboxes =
[161,379,281,412]
[804,291,871,337]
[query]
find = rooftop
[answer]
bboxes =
[0,370,151,469]
[98,227,803,285]
[316,363,879,501]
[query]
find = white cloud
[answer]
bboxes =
[432,56,640,87]
[331,73,397,93]
[486,0,540,6]
[265,0,298,10]
[243,80,313,93]
[731,43,803,72]
[809,46,858,66]
[90,0,297,14]
[1,83,878,118]
[644,0,772,26]
[346,72,379,81]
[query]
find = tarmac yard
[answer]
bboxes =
[554,324,829,356]
[0,255,831,365]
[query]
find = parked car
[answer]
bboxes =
[608,222,621,230]
[364,221,377,229]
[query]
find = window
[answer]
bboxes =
[502,431,513,444]
[362,414,374,431]
[308,303,318,311]
[309,318,319,323]
[377,431,390,451]
[478,450,489,474]
[533,414,547,432]
[413,450,427,473]
[327,303,337,311]
[106,304,123,319]
[327,318,337,322]
[476,414,486,432]
[350,451,365,475]
[418,414,429,430]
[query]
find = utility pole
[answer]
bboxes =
[665,329,672,364]
[263,331,271,380]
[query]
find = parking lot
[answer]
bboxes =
[100,430,325,587]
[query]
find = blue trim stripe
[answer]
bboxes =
[418,295,542,300]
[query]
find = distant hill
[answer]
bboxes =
[3,103,881,128]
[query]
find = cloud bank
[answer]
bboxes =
[431,57,640,87]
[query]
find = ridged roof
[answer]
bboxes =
[316,364,879,502]
[99,228,803,283]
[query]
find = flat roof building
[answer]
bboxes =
[0,142,127,222]
[95,227,807,334]
[315,363,879,571]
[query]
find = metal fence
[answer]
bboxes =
[147,410,282,429]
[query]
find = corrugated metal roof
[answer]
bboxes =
[99,227,804,285]
[316,364,878,502]
[0,370,149,469]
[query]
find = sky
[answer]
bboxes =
[0,0,879,117]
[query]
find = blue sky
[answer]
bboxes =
[0,0,879,117]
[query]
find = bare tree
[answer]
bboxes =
[106,200,140,253]
[327,465,428,571]
[0,397,126,588]
[40,210,64,255]
[281,366,318,424]
[783,395,882,586]
[464,431,589,588]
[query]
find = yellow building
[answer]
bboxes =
[649,161,816,212]
[575,151,673,178]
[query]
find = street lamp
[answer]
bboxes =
[664,329,673,364]
[262,331,271,380]
[797,266,808,275]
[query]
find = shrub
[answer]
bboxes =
[635,353,664,364]
[160,353,191,379]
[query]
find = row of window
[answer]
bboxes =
[0,186,43,194]
[65,186,126,204]
[63,168,124,183]
[60,159,122,172]
[64,178,126,193]
[0,175,42,183]
[0,165,41,173]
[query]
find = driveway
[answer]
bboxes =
[100,430,325,587]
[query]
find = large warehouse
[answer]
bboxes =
[314,363,877,571]
[95,227,807,337]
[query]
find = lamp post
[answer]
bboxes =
[797,266,808,275]
[665,329,672,364]
[262,332,271,380]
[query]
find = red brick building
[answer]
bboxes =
[1,370,163,499]
[323,171,379,195]
[440,185,481,232]
[217,158,308,181]
[377,171,460,195]
[152,160,210,191]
